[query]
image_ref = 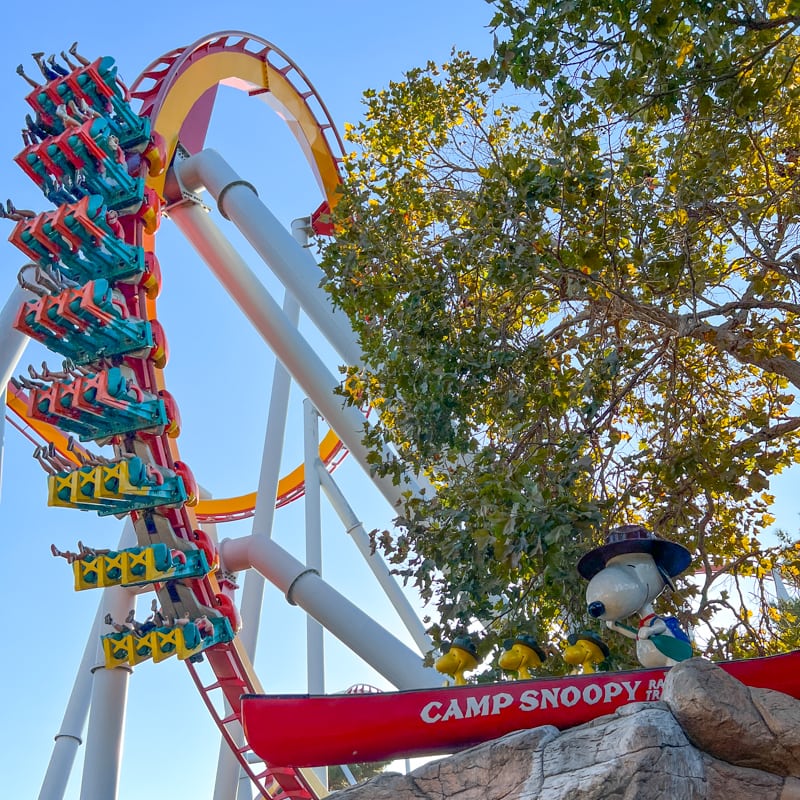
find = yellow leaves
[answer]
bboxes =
[586,284,612,301]
[676,208,688,225]
[676,41,694,68]
[344,372,365,401]
[779,342,796,358]
[667,172,680,193]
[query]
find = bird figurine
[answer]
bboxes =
[435,635,479,686]
[563,631,609,674]
[498,634,547,679]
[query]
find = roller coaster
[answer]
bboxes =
[4,32,439,800]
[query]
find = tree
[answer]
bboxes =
[320,2,800,664]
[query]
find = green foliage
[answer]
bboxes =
[328,760,393,791]
[320,4,800,662]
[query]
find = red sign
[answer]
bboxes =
[242,650,800,767]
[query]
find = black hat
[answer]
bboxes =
[442,635,479,659]
[567,630,610,658]
[502,634,546,662]
[577,524,691,581]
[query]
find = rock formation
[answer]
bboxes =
[330,658,800,800]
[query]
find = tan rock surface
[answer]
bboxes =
[663,658,800,776]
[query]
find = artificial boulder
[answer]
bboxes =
[663,657,800,777]
[330,659,800,800]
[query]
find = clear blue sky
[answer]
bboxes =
[0,3,798,799]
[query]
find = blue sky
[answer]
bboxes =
[0,3,798,799]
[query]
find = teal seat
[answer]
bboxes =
[182,623,201,650]
[150,542,171,573]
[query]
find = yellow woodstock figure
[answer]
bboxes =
[498,635,547,679]
[435,636,479,686]
[563,631,610,674]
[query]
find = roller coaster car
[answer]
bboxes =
[101,615,235,669]
[27,368,169,442]
[27,57,149,151]
[14,280,155,365]
[73,542,212,591]
[48,456,189,516]
[18,118,143,215]
[49,197,147,283]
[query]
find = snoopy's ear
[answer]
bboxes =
[657,563,676,591]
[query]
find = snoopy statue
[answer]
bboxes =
[577,524,693,668]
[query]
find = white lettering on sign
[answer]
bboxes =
[466,695,490,718]
[583,684,602,704]
[419,679,651,724]
[645,678,664,701]
[519,689,538,711]
[540,687,559,710]
[441,699,464,721]
[421,701,442,723]
[604,682,622,702]
[622,681,642,701]
[492,693,514,715]
[560,685,580,707]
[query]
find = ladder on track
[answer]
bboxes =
[188,641,324,799]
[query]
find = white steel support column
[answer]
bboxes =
[38,607,102,800]
[0,283,31,389]
[0,392,6,502]
[304,399,325,695]
[79,585,135,800]
[79,522,137,800]
[240,219,306,656]
[174,150,361,368]
[304,399,326,789]
[316,463,432,655]
[220,535,439,689]
[0,284,32,497]
[220,232,305,800]
[166,199,421,512]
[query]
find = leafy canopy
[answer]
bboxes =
[320,1,800,665]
